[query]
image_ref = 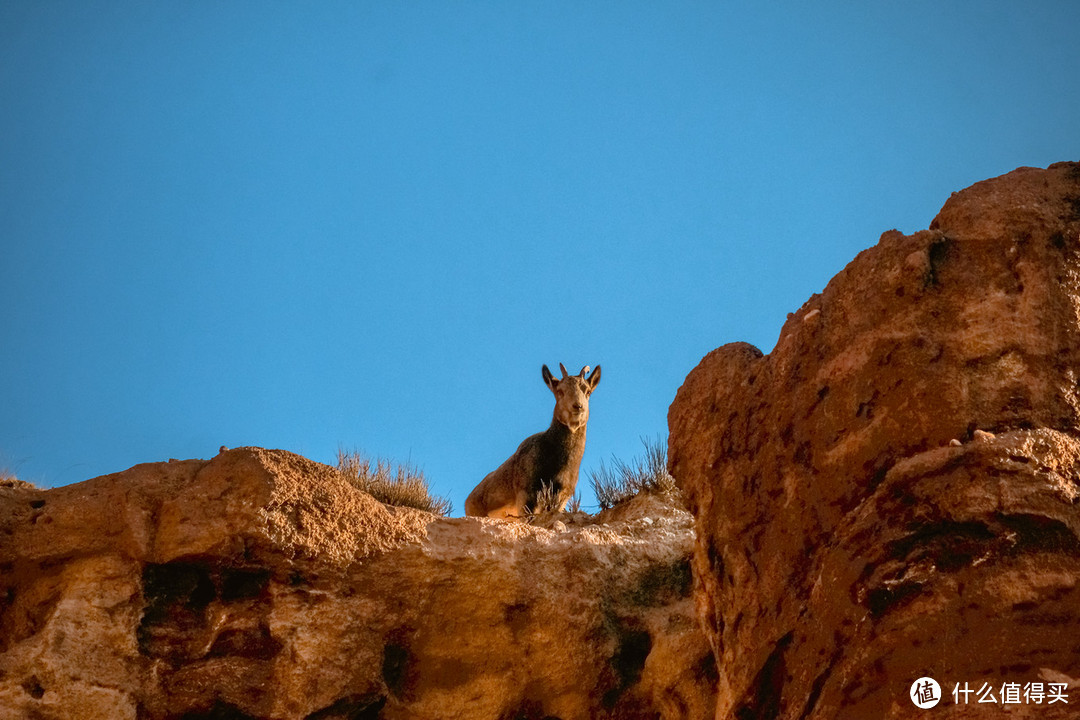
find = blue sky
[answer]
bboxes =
[2,2,1078,511]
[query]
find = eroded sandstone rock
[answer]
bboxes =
[0,448,713,719]
[669,162,1080,719]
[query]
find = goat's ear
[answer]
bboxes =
[542,364,559,392]
[587,365,601,391]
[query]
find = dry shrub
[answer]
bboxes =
[524,482,583,517]
[0,469,37,490]
[589,436,677,510]
[567,492,582,513]
[336,449,452,516]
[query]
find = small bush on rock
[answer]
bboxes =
[0,470,36,490]
[524,482,583,517]
[589,436,677,510]
[337,449,452,516]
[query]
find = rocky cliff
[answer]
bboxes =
[0,448,713,719]
[669,162,1080,719]
[5,162,1080,720]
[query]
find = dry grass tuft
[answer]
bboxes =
[336,449,452,516]
[567,492,582,513]
[524,481,582,516]
[0,470,37,490]
[522,483,583,526]
[589,436,677,510]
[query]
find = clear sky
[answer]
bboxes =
[2,2,1078,511]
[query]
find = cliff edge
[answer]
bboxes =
[0,448,712,719]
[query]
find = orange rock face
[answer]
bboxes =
[669,162,1080,719]
[0,448,712,719]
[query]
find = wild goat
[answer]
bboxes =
[465,363,601,519]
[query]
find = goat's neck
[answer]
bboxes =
[547,415,586,447]
[532,416,588,494]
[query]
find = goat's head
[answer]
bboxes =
[542,363,601,432]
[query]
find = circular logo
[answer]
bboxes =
[910,677,941,709]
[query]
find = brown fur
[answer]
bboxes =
[465,363,601,519]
